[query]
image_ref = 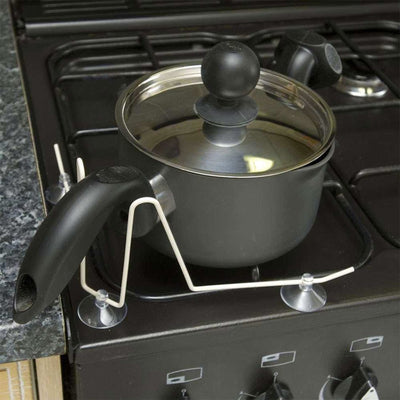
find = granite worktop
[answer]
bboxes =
[0,2,65,363]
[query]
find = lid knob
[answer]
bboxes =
[271,30,342,88]
[195,41,260,130]
[202,41,260,101]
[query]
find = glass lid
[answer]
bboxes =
[116,63,335,177]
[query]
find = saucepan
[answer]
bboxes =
[14,31,342,323]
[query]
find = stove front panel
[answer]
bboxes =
[73,302,399,400]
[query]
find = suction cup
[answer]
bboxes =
[280,273,327,312]
[78,289,127,329]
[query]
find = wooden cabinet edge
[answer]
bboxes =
[35,356,64,400]
[0,356,63,400]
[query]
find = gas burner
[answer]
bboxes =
[334,75,388,98]
[333,59,388,98]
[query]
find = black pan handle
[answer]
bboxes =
[14,166,157,324]
[271,30,342,88]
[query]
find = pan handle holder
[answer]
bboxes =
[75,159,364,323]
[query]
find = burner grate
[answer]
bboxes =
[46,20,400,248]
[49,21,400,141]
[349,166,400,247]
[325,22,400,247]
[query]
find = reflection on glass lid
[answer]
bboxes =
[116,65,335,177]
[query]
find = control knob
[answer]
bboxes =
[255,375,293,400]
[178,389,190,399]
[332,363,379,400]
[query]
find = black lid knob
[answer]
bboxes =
[195,41,260,131]
[201,41,260,100]
[272,30,342,88]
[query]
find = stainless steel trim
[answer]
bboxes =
[149,174,176,218]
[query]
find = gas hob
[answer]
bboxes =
[10,3,400,399]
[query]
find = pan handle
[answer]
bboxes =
[271,30,342,88]
[13,166,157,324]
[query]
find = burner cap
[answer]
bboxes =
[333,60,388,98]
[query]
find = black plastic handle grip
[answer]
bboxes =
[13,166,156,324]
[272,30,342,88]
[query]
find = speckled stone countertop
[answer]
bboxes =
[0,2,65,363]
